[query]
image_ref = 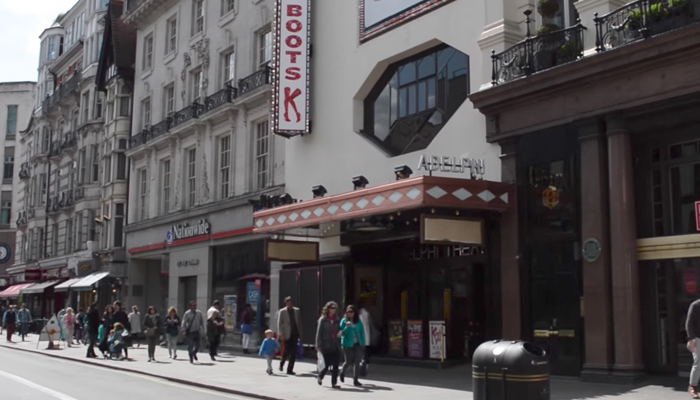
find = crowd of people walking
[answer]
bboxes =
[2,296,377,388]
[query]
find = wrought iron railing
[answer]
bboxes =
[238,66,271,97]
[124,0,146,13]
[492,12,586,85]
[204,85,237,113]
[128,133,145,149]
[19,163,30,180]
[61,131,78,151]
[43,71,82,111]
[150,119,170,141]
[171,102,203,128]
[595,0,700,52]
[49,141,63,158]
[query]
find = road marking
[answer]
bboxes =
[0,369,79,400]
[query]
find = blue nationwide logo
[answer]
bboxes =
[165,230,174,245]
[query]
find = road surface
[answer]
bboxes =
[0,346,253,400]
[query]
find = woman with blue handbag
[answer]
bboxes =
[240,304,253,354]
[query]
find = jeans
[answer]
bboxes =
[187,332,201,360]
[280,334,298,373]
[147,335,157,359]
[319,349,340,385]
[266,355,273,372]
[692,339,700,386]
[242,333,251,349]
[342,345,363,381]
[166,334,178,357]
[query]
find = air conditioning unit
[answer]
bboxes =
[87,240,98,252]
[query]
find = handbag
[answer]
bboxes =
[317,352,326,372]
[359,359,368,377]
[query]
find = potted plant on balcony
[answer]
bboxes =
[557,39,581,64]
[537,0,560,19]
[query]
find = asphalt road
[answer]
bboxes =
[0,346,254,400]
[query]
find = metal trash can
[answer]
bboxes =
[472,340,549,400]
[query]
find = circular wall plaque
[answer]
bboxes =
[0,243,11,263]
[582,238,602,263]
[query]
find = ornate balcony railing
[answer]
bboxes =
[128,132,145,149]
[492,13,586,85]
[42,71,82,111]
[61,131,78,151]
[150,119,171,141]
[595,0,700,52]
[49,141,63,158]
[204,86,238,113]
[19,163,31,180]
[125,0,146,12]
[171,102,203,129]
[238,66,271,97]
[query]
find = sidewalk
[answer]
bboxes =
[0,334,692,400]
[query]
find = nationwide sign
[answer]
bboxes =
[271,0,311,137]
[166,219,211,245]
[359,0,455,41]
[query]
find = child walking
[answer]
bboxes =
[259,329,280,375]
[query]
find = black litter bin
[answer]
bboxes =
[472,340,549,400]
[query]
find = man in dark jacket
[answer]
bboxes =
[2,305,16,342]
[687,299,700,399]
[86,302,101,358]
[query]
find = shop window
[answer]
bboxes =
[363,45,469,157]
[670,162,700,235]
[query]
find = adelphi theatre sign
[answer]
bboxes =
[166,219,211,245]
[417,155,485,179]
[271,0,311,137]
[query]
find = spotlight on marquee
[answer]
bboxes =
[312,185,328,198]
[394,165,413,180]
[352,175,369,190]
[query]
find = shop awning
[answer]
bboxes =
[0,283,36,299]
[253,176,513,234]
[70,272,110,291]
[54,278,83,292]
[20,280,62,295]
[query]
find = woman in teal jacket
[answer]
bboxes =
[338,305,365,387]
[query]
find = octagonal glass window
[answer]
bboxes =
[363,45,469,157]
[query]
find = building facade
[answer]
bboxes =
[0,82,35,288]
[7,0,116,317]
[122,0,283,344]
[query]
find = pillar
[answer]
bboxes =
[578,119,614,381]
[500,139,521,340]
[606,115,644,380]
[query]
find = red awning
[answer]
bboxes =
[237,273,269,281]
[0,283,36,299]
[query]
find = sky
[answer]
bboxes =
[0,0,79,83]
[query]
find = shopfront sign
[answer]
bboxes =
[417,155,485,178]
[176,259,200,267]
[24,269,41,282]
[542,186,560,210]
[582,238,602,263]
[695,201,700,231]
[166,219,210,244]
[271,0,311,137]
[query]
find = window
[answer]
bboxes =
[76,213,83,251]
[91,144,99,182]
[37,227,44,259]
[219,135,231,199]
[29,177,35,207]
[259,30,272,67]
[119,95,130,117]
[192,71,202,103]
[222,0,235,14]
[166,16,177,54]
[79,148,86,183]
[116,153,126,180]
[364,45,469,157]
[94,91,103,119]
[114,203,124,248]
[164,85,175,115]
[255,120,270,190]
[161,159,171,214]
[139,169,147,220]
[223,51,235,87]
[66,219,73,253]
[187,148,197,207]
[143,33,154,70]
[81,92,90,124]
[47,36,58,60]
[6,105,18,135]
[536,0,580,31]
[53,169,60,196]
[42,127,50,153]
[88,209,96,241]
[3,156,14,180]
[0,201,10,226]
[141,98,151,129]
[51,223,59,257]
[104,155,112,184]
[193,0,205,35]
[40,173,47,206]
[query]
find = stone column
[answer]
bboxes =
[500,139,521,340]
[578,119,614,381]
[606,115,644,379]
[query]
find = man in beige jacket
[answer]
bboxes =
[277,296,303,375]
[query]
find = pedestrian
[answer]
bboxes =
[277,296,303,375]
[113,301,130,359]
[315,301,341,388]
[182,301,205,364]
[207,309,224,361]
[143,306,162,362]
[339,305,365,387]
[75,309,85,344]
[687,298,700,398]
[259,329,280,375]
[2,305,16,343]
[16,304,32,341]
[356,298,375,372]
[207,300,222,356]
[128,306,142,348]
[86,302,101,358]
[62,308,76,347]
[164,307,181,359]
[241,303,253,354]
[108,322,127,360]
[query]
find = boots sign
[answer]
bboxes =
[166,219,211,245]
[271,0,311,137]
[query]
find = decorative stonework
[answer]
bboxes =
[180,52,191,103]
[191,38,210,97]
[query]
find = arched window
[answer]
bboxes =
[363,45,469,157]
